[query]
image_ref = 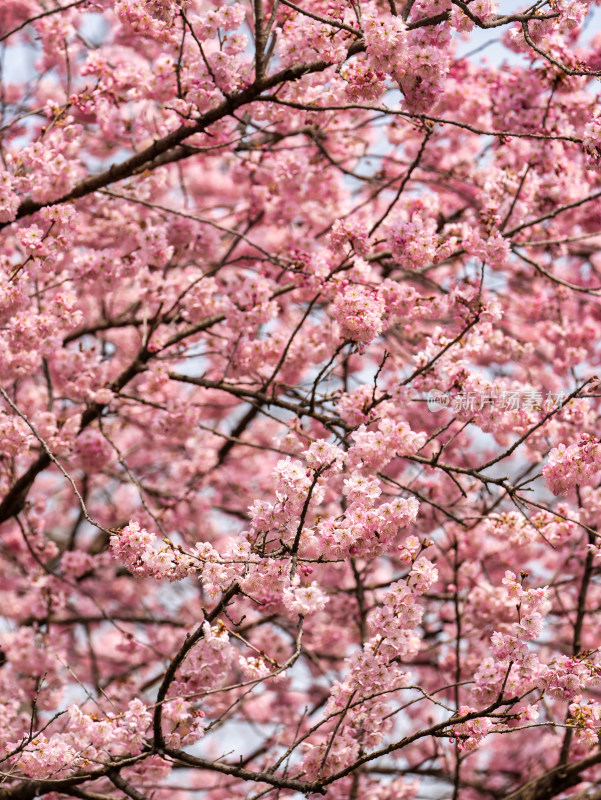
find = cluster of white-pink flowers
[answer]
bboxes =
[362,9,408,80]
[387,212,456,269]
[541,655,600,701]
[110,521,197,581]
[567,697,601,747]
[348,418,427,470]
[0,169,19,223]
[452,708,494,753]
[10,699,153,778]
[583,110,601,171]
[0,411,32,459]
[330,283,386,344]
[543,433,601,495]
[282,579,329,617]
[13,735,78,779]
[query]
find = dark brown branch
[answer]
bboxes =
[153,582,239,750]
[164,746,324,795]
[167,373,347,431]
[0,44,365,231]
[522,21,601,77]
[502,751,601,800]
[257,98,583,144]
[0,756,147,800]
[315,697,520,789]
[278,0,360,34]
[369,127,432,235]
[505,189,601,237]
[451,0,559,29]
[0,0,87,43]
[107,772,148,800]
[253,0,267,79]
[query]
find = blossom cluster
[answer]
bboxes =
[543,434,601,495]
[330,283,386,344]
[387,211,457,269]
[10,699,153,778]
[348,418,427,470]
[2,0,601,796]
[110,522,196,581]
[583,111,601,171]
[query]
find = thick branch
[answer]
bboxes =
[503,752,601,800]
[0,44,365,230]
[153,582,239,750]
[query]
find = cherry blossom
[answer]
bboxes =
[0,0,601,798]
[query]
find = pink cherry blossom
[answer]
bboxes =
[0,1,600,798]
